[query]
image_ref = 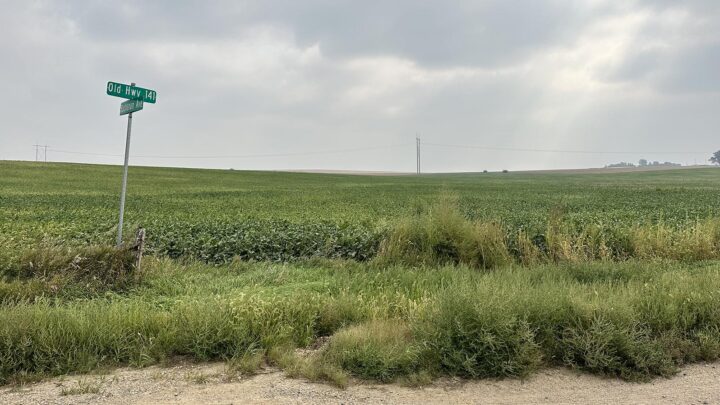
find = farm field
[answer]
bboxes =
[1,161,720,392]
[3,161,720,262]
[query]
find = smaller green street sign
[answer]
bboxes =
[120,99,144,115]
[107,81,157,104]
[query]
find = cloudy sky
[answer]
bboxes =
[1,0,718,172]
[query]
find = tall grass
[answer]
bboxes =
[2,258,719,385]
[0,245,138,303]
[377,197,720,268]
[311,261,720,383]
[319,320,421,382]
[377,196,511,269]
[632,219,720,260]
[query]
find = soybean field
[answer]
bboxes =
[2,161,720,263]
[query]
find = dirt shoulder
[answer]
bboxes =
[2,362,718,405]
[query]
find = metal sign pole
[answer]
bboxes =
[116,82,135,247]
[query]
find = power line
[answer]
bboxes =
[423,142,708,155]
[43,141,710,171]
[48,149,122,157]
[135,143,410,159]
[47,143,412,160]
[32,144,49,161]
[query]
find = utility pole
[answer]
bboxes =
[117,82,135,247]
[33,144,49,162]
[416,136,421,174]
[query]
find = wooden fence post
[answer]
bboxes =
[133,227,146,272]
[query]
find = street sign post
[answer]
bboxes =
[108,81,157,247]
[107,81,157,104]
[120,99,143,116]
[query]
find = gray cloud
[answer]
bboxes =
[601,0,720,94]
[1,0,719,171]
[48,0,611,67]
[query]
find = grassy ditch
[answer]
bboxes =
[1,258,719,385]
[0,245,140,303]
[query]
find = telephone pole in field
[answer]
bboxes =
[33,144,48,162]
[416,136,421,174]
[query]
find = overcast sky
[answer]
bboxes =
[1,0,719,172]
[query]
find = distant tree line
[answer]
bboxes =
[605,162,635,168]
[606,150,720,167]
[605,159,681,168]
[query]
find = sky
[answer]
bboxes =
[0,0,719,172]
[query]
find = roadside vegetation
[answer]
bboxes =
[1,258,719,386]
[377,196,720,268]
[1,162,720,386]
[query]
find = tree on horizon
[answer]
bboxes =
[710,151,720,165]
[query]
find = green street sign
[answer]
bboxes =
[107,81,157,104]
[120,99,143,116]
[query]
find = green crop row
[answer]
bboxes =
[145,219,383,263]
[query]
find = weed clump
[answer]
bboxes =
[320,320,422,382]
[377,196,511,269]
[377,197,720,269]
[630,219,720,260]
[0,245,138,300]
[558,316,676,380]
[417,293,542,378]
